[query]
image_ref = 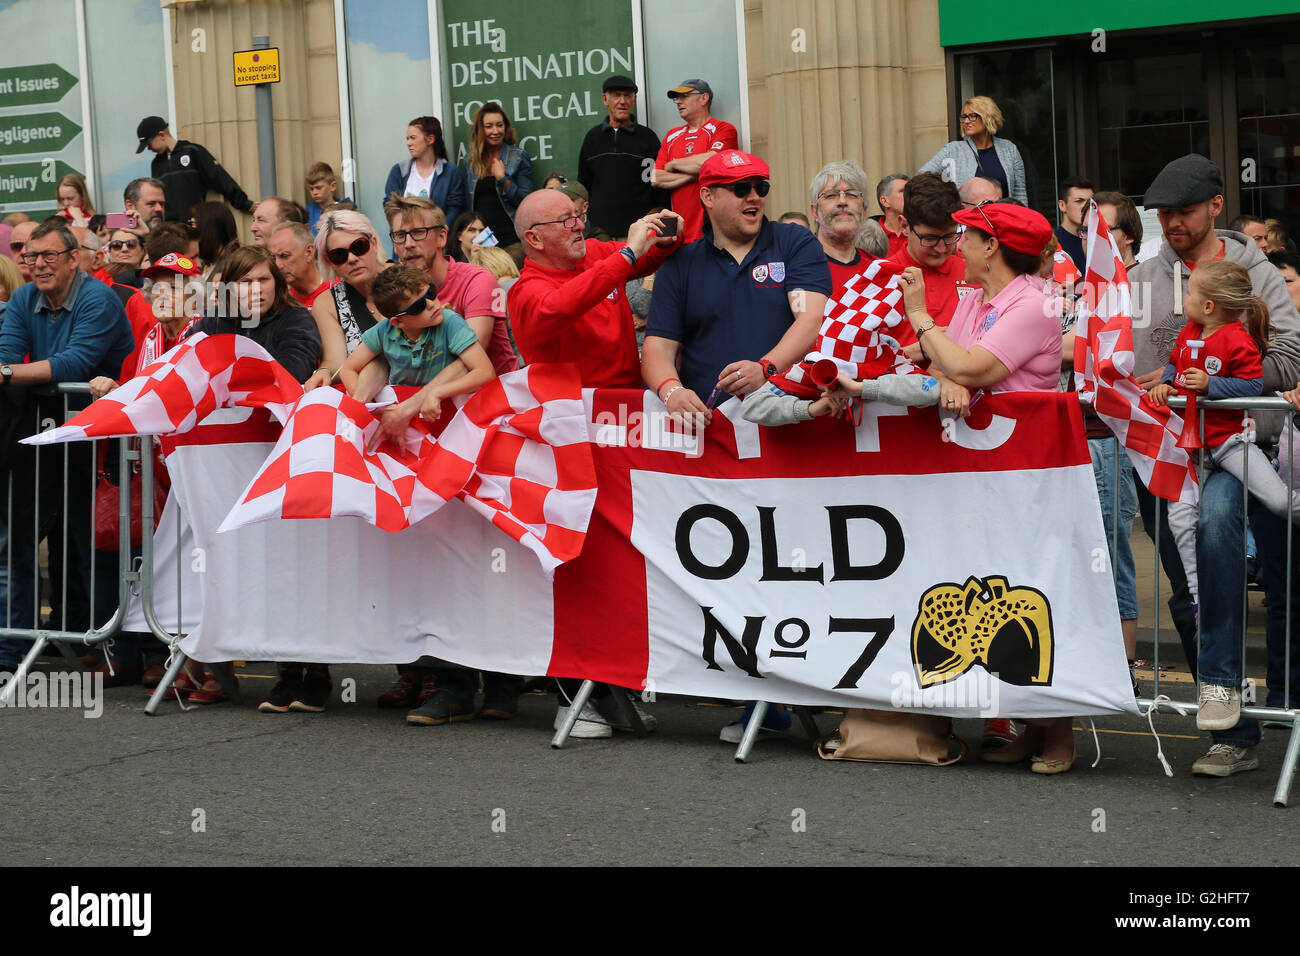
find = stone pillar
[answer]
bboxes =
[744,0,947,216]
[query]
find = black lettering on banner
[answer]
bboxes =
[758,506,825,582]
[827,505,904,581]
[676,504,748,579]
[769,617,810,659]
[828,616,895,688]
[700,606,764,677]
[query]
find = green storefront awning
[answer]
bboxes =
[938,0,1298,47]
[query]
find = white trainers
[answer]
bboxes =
[1191,743,1259,777]
[1197,684,1241,731]
[595,691,659,733]
[554,701,612,739]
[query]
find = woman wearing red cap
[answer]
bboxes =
[898,200,1076,773]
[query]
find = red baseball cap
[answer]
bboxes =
[140,252,201,280]
[953,203,1053,257]
[699,150,771,189]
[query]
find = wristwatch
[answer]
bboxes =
[760,359,777,380]
[1,364,12,386]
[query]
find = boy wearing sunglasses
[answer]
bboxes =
[339,264,496,428]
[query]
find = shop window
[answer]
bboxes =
[952,48,1059,221]
[1237,40,1300,242]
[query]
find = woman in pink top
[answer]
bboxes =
[898,201,1077,774]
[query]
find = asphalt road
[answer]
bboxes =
[0,661,1295,867]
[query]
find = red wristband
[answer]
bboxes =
[656,377,680,395]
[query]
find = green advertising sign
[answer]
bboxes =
[938,0,1299,46]
[0,111,82,157]
[0,159,79,205]
[0,63,78,108]
[441,1,635,180]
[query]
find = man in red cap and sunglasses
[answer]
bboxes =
[642,149,831,430]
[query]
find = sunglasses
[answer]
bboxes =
[390,287,439,321]
[325,235,372,265]
[719,179,771,199]
[109,239,141,251]
[970,199,999,239]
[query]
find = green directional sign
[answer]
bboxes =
[0,64,78,109]
[0,159,80,205]
[0,112,82,158]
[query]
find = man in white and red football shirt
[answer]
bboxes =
[653,78,739,245]
[808,160,878,295]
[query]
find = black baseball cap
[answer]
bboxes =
[136,116,168,153]
[603,75,637,93]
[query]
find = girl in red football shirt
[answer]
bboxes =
[1149,260,1291,601]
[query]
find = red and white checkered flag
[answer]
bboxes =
[219,365,597,576]
[771,258,918,398]
[21,332,304,445]
[1074,201,1198,504]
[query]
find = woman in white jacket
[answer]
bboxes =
[919,96,1028,206]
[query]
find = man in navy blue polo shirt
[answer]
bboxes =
[642,149,830,425]
[0,220,133,673]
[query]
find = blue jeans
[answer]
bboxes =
[1090,438,1139,620]
[1197,469,1261,746]
[1134,480,1199,673]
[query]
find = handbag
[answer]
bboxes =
[94,440,167,551]
[817,708,967,766]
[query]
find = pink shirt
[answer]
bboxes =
[946,273,1060,392]
[437,258,519,375]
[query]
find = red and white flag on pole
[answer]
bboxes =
[1073,202,1198,504]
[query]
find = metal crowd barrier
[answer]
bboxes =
[1,384,143,703]
[1113,394,1300,806]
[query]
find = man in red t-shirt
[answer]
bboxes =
[809,160,878,296]
[889,172,978,347]
[267,222,333,308]
[653,79,739,245]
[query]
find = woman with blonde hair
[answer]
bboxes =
[919,95,1028,205]
[458,101,533,267]
[56,172,95,225]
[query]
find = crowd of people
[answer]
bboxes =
[2,80,1300,781]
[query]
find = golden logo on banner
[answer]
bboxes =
[911,576,1054,688]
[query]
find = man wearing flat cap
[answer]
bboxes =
[652,79,739,244]
[1130,153,1300,778]
[578,76,667,241]
[136,115,255,223]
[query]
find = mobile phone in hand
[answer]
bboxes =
[657,217,678,238]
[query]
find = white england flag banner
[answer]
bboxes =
[141,385,1137,718]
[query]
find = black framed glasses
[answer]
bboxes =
[909,226,962,248]
[389,226,443,245]
[959,112,981,122]
[108,239,141,251]
[390,287,438,321]
[969,199,999,239]
[530,212,588,231]
[325,235,372,265]
[20,249,74,265]
[720,179,770,199]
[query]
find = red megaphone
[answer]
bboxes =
[809,358,839,389]
[1175,339,1204,451]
